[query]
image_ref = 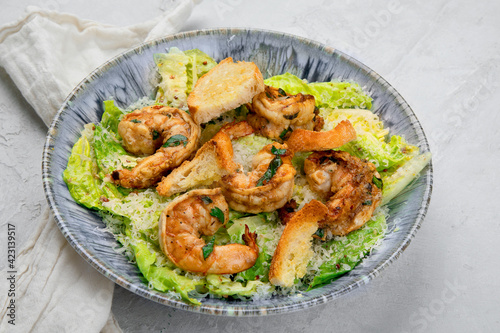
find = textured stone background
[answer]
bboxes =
[1,0,499,332]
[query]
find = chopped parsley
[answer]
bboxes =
[256,146,287,186]
[372,176,383,189]
[163,134,188,148]
[210,207,225,223]
[202,235,216,259]
[271,146,287,156]
[283,112,299,120]
[201,196,213,204]
[279,127,293,140]
[314,228,325,238]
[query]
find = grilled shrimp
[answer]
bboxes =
[158,188,259,274]
[247,85,318,139]
[304,150,382,236]
[111,105,200,188]
[219,142,296,214]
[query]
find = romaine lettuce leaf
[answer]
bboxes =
[341,133,415,172]
[155,48,190,108]
[93,125,130,173]
[320,107,388,139]
[130,233,202,305]
[206,274,269,298]
[101,99,125,134]
[63,125,121,210]
[93,100,139,175]
[155,48,216,108]
[265,73,372,109]
[308,212,387,290]
[227,215,276,282]
[183,49,217,93]
[381,152,431,205]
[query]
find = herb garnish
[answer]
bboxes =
[372,176,383,189]
[313,228,325,239]
[201,196,213,204]
[152,130,159,140]
[202,235,215,259]
[210,207,225,223]
[278,88,287,97]
[283,112,299,120]
[362,200,372,206]
[270,146,287,156]
[256,146,287,187]
[279,127,293,140]
[163,134,188,148]
[130,119,141,123]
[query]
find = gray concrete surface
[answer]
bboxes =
[1,0,499,332]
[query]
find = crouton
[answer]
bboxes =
[187,57,265,124]
[285,120,356,154]
[156,131,238,197]
[268,200,328,287]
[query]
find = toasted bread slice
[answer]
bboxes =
[156,121,255,197]
[156,131,238,197]
[285,120,356,154]
[268,200,328,287]
[188,57,265,124]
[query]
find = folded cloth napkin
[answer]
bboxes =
[0,2,197,332]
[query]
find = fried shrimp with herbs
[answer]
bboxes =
[304,150,382,236]
[158,188,259,275]
[219,142,296,214]
[111,105,200,188]
[247,85,318,140]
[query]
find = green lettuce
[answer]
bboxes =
[308,213,387,290]
[183,49,217,92]
[154,48,190,108]
[265,73,372,109]
[227,215,276,282]
[381,152,431,205]
[155,48,216,107]
[206,274,268,297]
[130,232,202,305]
[341,133,418,172]
[93,100,138,175]
[62,125,122,210]
[100,100,124,133]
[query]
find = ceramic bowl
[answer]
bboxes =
[42,28,432,316]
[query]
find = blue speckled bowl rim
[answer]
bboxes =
[42,28,433,316]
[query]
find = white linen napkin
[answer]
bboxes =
[0,2,197,332]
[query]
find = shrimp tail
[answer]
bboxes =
[242,224,259,254]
